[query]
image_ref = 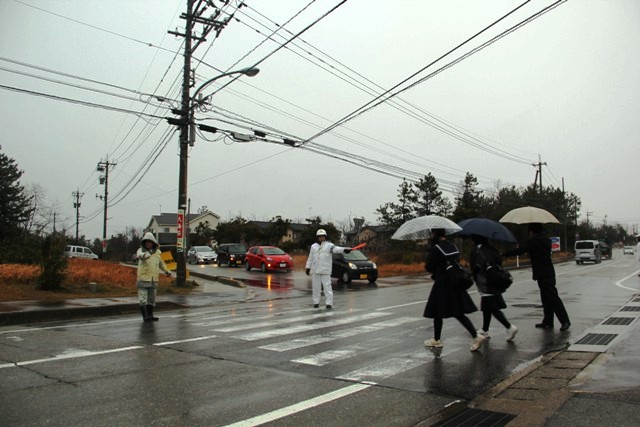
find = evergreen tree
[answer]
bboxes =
[452,172,483,222]
[0,146,33,239]
[412,173,452,217]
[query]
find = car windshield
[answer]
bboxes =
[576,242,594,249]
[343,250,368,261]
[228,245,246,253]
[263,247,285,255]
[194,246,213,252]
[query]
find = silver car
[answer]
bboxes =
[187,246,217,264]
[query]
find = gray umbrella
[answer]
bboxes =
[499,206,559,224]
[391,215,462,241]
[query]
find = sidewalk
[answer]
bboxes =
[419,293,640,427]
[0,275,253,326]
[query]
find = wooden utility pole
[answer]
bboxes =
[72,188,84,242]
[97,159,116,256]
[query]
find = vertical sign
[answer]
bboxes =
[551,236,561,252]
[176,209,185,252]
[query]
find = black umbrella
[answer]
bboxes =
[457,218,517,243]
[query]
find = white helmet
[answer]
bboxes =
[316,229,327,237]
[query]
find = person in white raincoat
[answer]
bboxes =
[305,229,350,309]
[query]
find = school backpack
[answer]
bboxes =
[436,243,474,290]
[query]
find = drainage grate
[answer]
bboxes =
[575,333,617,346]
[620,306,640,312]
[433,408,516,427]
[602,317,635,326]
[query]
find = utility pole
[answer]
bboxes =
[72,188,84,242]
[97,159,116,257]
[532,155,547,196]
[169,0,225,286]
[562,177,567,252]
[586,210,593,235]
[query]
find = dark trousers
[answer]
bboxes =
[537,277,570,325]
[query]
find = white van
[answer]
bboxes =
[64,245,99,260]
[574,240,601,264]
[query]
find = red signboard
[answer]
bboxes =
[177,210,185,251]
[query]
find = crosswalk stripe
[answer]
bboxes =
[213,310,362,333]
[336,348,458,382]
[259,317,421,352]
[232,312,391,341]
[191,308,319,328]
[189,305,314,323]
[292,335,407,366]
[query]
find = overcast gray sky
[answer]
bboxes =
[1,0,639,239]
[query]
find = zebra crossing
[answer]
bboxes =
[177,302,466,387]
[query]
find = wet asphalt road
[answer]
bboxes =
[1,251,639,426]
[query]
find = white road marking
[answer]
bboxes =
[153,335,217,346]
[615,270,640,292]
[337,348,458,382]
[292,335,406,366]
[213,310,360,333]
[233,312,391,341]
[191,308,318,327]
[375,300,427,311]
[0,318,140,335]
[259,317,421,352]
[0,346,143,369]
[223,383,371,427]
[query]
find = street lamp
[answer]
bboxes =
[173,66,260,287]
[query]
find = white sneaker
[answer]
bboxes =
[470,334,486,352]
[477,329,491,339]
[424,338,443,348]
[506,325,519,342]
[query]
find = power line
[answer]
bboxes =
[302,1,566,154]
[206,0,349,98]
[13,0,182,56]
[0,83,166,120]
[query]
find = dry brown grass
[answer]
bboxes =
[0,259,191,302]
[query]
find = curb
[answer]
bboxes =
[0,300,186,326]
[417,347,600,427]
[188,270,245,288]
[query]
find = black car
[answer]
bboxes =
[599,241,612,259]
[331,250,378,284]
[216,243,247,267]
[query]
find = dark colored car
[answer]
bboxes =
[599,241,612,260]
[245,246,293,273]
[331,250,378,284]
[216,243,247,267]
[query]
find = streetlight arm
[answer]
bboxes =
[191,67,259,104]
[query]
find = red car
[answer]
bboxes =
[245,246,293,273]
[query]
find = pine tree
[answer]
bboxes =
[0,146,33,239]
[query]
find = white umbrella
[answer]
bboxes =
[499,206,559,224]
[391,215,462,240]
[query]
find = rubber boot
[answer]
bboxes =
[147,305,159,321]
[140,305,152,322]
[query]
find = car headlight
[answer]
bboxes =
[349,262,358,270]
[372,262,377,269]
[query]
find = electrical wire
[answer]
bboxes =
[205,0,349,98]
[12,0,182,56]
[0,83,166,121]
[305,1,567,151]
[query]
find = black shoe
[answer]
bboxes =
[313,304,319,308]
[535,323,553,328]
[326,305,332,310]
[560,322,571,331]
[147,305,159,321]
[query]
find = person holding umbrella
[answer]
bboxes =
[470,234,518,341]
[503,222,571,331]
[423,229,486,352]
